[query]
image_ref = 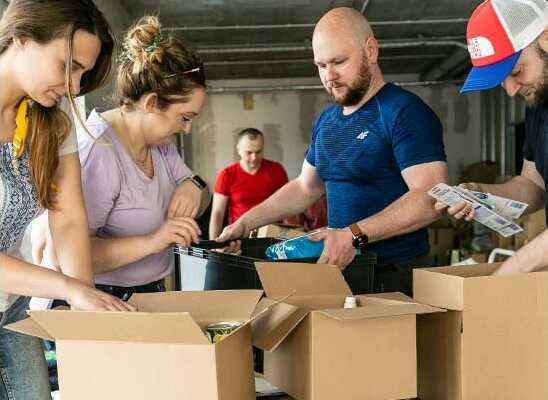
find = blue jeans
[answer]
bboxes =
[0,296,51,400]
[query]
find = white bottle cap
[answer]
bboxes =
[344,296,357,308]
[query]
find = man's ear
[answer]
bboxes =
[365,36,379,64]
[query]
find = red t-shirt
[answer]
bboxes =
[214,159,289,223]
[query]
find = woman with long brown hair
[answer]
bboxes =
[0,1,135,399]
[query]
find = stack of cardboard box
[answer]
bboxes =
[11,259,548,400]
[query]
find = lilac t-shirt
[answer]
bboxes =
[78,110,193,286]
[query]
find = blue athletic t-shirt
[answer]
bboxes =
[306,83,446,265]
[524,106,548,224]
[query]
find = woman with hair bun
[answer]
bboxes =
[40,15,210,299]
[0,1,136,399]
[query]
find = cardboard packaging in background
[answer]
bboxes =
[251,224,305,240]
[492,209,546,251]
[428,220,455,266]
[7,290,264,400]
[252,262,442,400]
[414,263,548,400]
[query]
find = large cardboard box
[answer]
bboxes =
[251,262,442,400]
[7,290,264,400]
[414,263,548,400]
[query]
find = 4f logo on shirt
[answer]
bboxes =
[356,130,369,140]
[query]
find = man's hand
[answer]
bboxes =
[212,219,250,255]
[313,228,356,270]
[434,182,481,222]
[216,219,250,242]
[168,179,202,219]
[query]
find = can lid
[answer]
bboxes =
[206,321,243,330]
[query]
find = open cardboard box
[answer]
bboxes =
[251,262,443,400]
[414,263,548,400]
[7,290,265,400]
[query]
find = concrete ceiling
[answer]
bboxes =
[120,0,480,81]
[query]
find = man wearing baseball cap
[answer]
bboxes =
[437,0,548,275]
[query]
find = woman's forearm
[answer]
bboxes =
[90,235,156,274]
[0,252,71,300]
[49,211,94,286]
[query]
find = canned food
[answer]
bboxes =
[205,321,242,343]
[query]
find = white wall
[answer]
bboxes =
[188,79,482,187]
[409,84,482,184]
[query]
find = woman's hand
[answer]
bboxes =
[148,217,201,253]
[65,279,136,312]
[167,180,202,218]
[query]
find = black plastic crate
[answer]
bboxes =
[174,237,376,294]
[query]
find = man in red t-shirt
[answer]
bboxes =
[209,128,289,239]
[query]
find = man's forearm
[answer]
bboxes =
[357,190,442,242]
[0,252,71,300]
[498,229,548,273]
[477,177,545,213]
[241,179,323,230]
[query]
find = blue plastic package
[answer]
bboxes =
[265,232,325,260]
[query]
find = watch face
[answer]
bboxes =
[352,236,368,249]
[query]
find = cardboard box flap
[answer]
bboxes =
[418,263,501,277]
[23,310,209,344]
[255,262,351,297]
[413,264,502,310]
[365,292,416,302]
[318,300,442,321]
[251,298,309,352]
[5,315,54,341]
[129,290,263,323]
[413,267,465,310]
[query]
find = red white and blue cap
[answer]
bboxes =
[461,0,548,93]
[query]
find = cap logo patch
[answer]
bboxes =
[468,36,496,59]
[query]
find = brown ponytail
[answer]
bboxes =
[0,0,114,209]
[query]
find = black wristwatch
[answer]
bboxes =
[349,223,369,249]
[188,175,207,190]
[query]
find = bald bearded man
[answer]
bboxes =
[218,7,448,295]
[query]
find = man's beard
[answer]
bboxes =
[528,43,548,109]
[327,53,372,107]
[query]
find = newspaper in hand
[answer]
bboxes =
[428,183,524,237]
[465,189,528,220]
